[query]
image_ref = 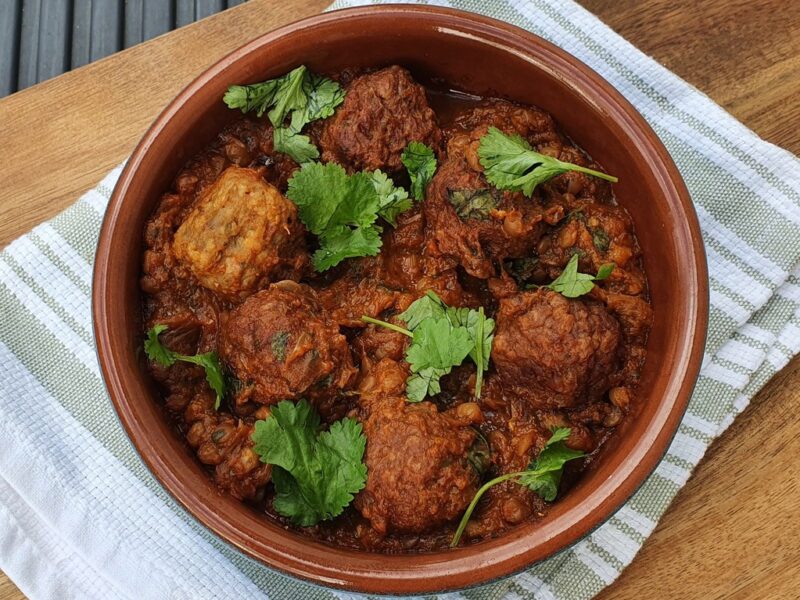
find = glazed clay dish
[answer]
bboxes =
[93,5,708,595]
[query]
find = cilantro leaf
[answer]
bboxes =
[518,427,585,501]
[546,254,616,298]
[313,223,383,272]
[447,188,498,221]
[144,324,176,367]
[287,164,416,270]
[401,141,437,201]
[144,325,226,409]
[266,65,308,127]
[406,366,451,403]
[287,162,348,233]
[477,127,617,197]
[251,400,367,526]
[451,428,585,546]
[547,254,595,298]
[406,316,473,372]
[287,163,386,271]
[367,292,493,402]
[370,170,412,227]
[470,307,493,399]
[223,65,345,163]
[397,292,494,399]
[301,72,346,123]
[273,127,320,164]
[180,352,226,410]
[595,262,615,280]
[223,81,281,118]
[397,290,448,330]
[362,312,472,403]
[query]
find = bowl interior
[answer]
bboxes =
[93,6,707,595]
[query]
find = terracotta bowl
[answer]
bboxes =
[93,5,708,595]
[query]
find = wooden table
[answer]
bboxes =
[1,1,797,598]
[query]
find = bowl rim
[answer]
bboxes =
[93,4,709,595]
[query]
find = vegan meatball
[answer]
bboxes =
[320,66,442,173]
[537,201,646,296]
[173,167,308,301]
[218,282,357,417]
[356,400,482,535]
[492,288,621,407]
[422,101,572,279]
[355,368,483,535]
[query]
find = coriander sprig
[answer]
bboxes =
[477,127,617,197]
[144,325,226,409]
[251,399,367,526]
[451,427,584,547]
[286,162,412,271]
[223,65,345,164]
[541,254,615,298]
[401,141,437,200]
[362,292,495,402]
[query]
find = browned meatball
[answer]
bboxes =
[355,388,483,535]
[423,101,569,280]
[452,100,612,204]
[537,201,646,296]
[184,392,271,500]
[218,282,356,417]
[173,167,308,301]
[320,66,442,173]
[316,265,401,329]
[493,289,621,407]
[451,99,561,150]
[425,156,557,280]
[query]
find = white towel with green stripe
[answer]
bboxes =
[1,0,799,598]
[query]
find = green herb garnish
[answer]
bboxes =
[591,228,610,252]
[286,162,412,271]
[273,122,319,164]
[401,141,437,201]
[270,331,289,362]
[544,254,614,298]
[223,66,345,164]
[363,291,495,402]
[369,169,412,227]
[144,324,226,409]
[451,427,585,546]
[477,127,617,197]
[447,188,498,221]
[251,399,367,526]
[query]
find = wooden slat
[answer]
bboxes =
[16,0,42,89]
[37,0,72,82]
[196,0,225,17]
[71,0,123,69]
[177,0,226,27]
[0,0,21,96]
[18,0,73,89]
[70,0,91,68]
[176,0,195,28]
[124,0,175,47]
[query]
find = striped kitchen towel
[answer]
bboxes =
[1,0,799,599]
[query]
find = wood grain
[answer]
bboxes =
[0,0,329,249]
[0,0,798,598]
